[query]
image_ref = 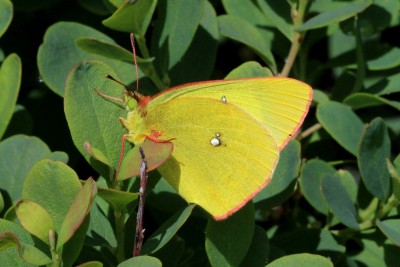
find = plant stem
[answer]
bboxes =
[114,210,126,262]
[352,15,366,93]
[297,123,321,139]
[280,0,308,77]
[133,147,148,256]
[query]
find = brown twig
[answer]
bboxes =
[133,147,148,256]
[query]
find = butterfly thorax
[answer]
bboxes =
[120,91,152,145]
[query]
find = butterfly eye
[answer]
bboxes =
[220,96,227,103]
[210,133,222,146]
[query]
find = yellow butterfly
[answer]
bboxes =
[117,77,312,220]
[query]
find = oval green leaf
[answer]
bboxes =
[254,140,300,215]
[367,47,400,70]
[240,225,269,267]
[22,159,82,232]
[102,0,157,36]
[0,219,35,265]
[376,219,400,246]
[205,202,254,267]
[152,0,205,73]
[141,204,195,255]
[297,0,372,31]
[316,101,364,156]
[97,186,138,211]
[37,21,136,96]
[358,118,391,201]
[118,139,173,180]
[0,231,52,265]
[257,0,294,40]
[0,135,62,205]
[0,53,21,139]
[300,159,335,215]
[57,178,97,250]
[0,0,13,37]
[225,61,273,79]
[344,93,400,111]
[218,15,276,73]
[15,200,55,244]
[64,61,127,177]
[117,256,162,267]
[322,174,359,230]
[267,253,334,267]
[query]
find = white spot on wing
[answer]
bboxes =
[210,133,222,146]
[221,96,227,103]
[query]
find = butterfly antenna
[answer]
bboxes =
[130,33,139,93]
[105,74,130,91]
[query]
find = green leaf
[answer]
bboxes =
[37,21,137,96]
[0,0,13,37]
[218,15,276,73]
[48,151,69,163]
[254,141,300,216]
[358,118,391,201]
[366,72,400,95]
[350,231,399,266]
[15,200,55,244]
[141,204,195,254]
[152,0,205,75]
[316,101,364,156]
[222,0,266,26]
[205,202,254,267]
[335,170,358,204]
[297,0,373,31]
[257,0,294,40]
[83,141,112,168]
[22,159,82,232]
[118,139,173,180]
[57,178,97,250]
[0,135,62,205]
[0,53,21,139]
[0,193,3,213]
[152,236,185,267]
[75,261,103,267]
[344,93,400,111]
[270,229,345,263]
[267,253,334,267]
[225,61,273,79]
[387,159,400,200]
[240,225,269,267]
[312,89,330,104]
[299,159,335,215]
[0,219,35,265]
[376,219,400,246]
[77,0,113,16]
[146,177,187,216]
[86,178,117,250]
[0,231,52,265]
[97,186,138,212]
[102,0,157,36]
[76,37,139,63]
[322,174,359,230]
[64,61,126,178]
[166,0,218,85]
[367,47,400,70]
[117,256,162,267]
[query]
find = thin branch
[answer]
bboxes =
[133,147,148,256]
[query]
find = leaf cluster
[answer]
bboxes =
[0,0,400,266]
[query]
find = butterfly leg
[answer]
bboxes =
[115,133,129,181]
